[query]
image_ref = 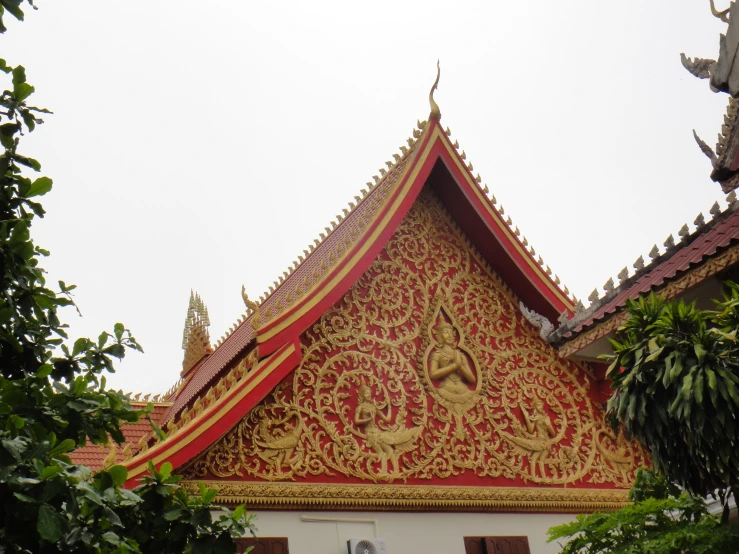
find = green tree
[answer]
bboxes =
[549,284,739,552]
[606,286,739,511]
[548,468,739,554]
[0,3,255,552]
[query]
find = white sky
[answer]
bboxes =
[2,1,732,394]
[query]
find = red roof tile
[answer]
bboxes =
[69,403,170,472]
[565,207,739,338]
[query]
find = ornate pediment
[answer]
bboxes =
[182,189,646,509]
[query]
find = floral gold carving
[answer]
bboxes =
[183,189,645,490]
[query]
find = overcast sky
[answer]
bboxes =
[2,1,732,394]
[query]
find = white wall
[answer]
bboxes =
[249,510,575,554]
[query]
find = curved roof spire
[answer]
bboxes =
[429,60,441,121]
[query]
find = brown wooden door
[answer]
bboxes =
[463,536,486,554]
[234,537,289,554]
[484,536,531,554]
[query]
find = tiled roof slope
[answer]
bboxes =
[160,117,575,427]
[553,200,739,344]
[69,403,170,471]
[160,127,423,424]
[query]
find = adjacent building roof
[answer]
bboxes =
[553,196,739,358]
[69,403,170,471]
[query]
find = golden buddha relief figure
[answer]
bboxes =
[353,383,422,477]
[423,303,481,414]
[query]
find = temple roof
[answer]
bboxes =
[69,403,170,471]
[681,2,739,192]
[122,90,578,484]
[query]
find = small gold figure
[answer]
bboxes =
[429,321,477,411]
[596,429,634,483]
[102,441,118,470]
[354,384,420,476]
[254,413,303,470]
[507,398,556,479]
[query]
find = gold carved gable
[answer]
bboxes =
[184,189,646,489]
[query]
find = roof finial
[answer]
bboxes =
[429,60,441,121]
[710,0,730,23]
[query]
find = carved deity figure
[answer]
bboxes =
[428,321,477,411]
[253,412,303,470]
[507,398,556,479]
[596,429,634,483]
[354,384,420,476]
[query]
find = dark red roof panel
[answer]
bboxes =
[567,207,739,336]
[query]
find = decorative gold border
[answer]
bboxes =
[560,242,739,358]
[124,342,298,482]
[182,480,629,513]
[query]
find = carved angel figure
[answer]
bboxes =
[253,412,303,469]
[354,384,421,476]
[596,429,634,483]
[507,398,556,479]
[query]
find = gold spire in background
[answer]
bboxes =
[429,60,441,121]
[181,290,212,375]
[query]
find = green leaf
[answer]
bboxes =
[72,337,90,356]
[694,343,707,364]
[694,372,704,404]
[203,487,218,504]
[26,176,52,197]
[645,345,664,363]
[669,355,684,381]
[159,462,173,480]
[107,465,128,487]
[148,417,166,441]
[706,367,717,391]
[49,438,75,457]
[36,364,52,378]
[40,465,62,480]
[3,437,27,460]
[164,508,183,521]
[103,506,123,528]
[14,81,34,101]
[102,532,121,546]
[37,504,65,542]
[15,154,41,171]
[11,64,26,86]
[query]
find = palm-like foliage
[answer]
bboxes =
[606,287,739,505]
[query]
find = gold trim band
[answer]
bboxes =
[182,480,629,513]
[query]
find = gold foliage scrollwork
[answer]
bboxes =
[184,189,646,487]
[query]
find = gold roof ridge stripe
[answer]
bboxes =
[442,126,576,308]
[213,120,430,348]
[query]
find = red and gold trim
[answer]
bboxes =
[257,121,572,357]
[182,481,629,513]
[123,339,302,487]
